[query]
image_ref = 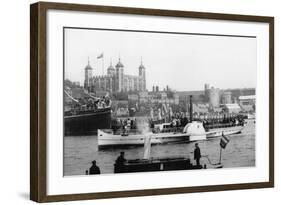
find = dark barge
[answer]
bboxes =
[113,135,207,174]
[114,157,203,173]
[64,107,111,136]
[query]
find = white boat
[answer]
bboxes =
[98,121,206,147]
[97,121,243,147]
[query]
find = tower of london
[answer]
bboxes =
[84,57,146,93]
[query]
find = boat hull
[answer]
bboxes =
[64,108,111,136]
[97,129,207,147]
[114,157,203,173]
[206,126,243,138]
[98,125,243,147]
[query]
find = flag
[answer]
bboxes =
[97,53,103,59]
[220,133,230,149]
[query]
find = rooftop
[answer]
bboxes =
[238,95,256,100]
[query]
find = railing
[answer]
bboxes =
[65,106,111,116]
[152,127,184,133]
[204,122,243,130]
[107,126,185,135]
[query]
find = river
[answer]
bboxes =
[64,121,255,176]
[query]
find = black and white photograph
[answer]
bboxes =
[63,27,256,176]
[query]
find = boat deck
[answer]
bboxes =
[114,157,203,173]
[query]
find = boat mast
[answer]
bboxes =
[189,95,193,122]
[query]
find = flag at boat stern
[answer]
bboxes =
[220,133,230,149]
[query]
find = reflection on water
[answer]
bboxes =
[64,122,255,176]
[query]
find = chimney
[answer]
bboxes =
[156,86,159,92]
[189,95,193,122]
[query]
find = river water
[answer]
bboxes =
[64,121,255,176]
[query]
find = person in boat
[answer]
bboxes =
[116,152,126,165]
[131,118,136,129]
[121,120,126,135]
[89,160,101,175]
[126,118,131,131]
[114,152,127,173]
[194,143,201,166]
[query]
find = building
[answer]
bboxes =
[178,91,205,104]
[238,95,256,112]
[204,84,220,107]
[73,81,80,87]
[84,57,146,93]
[84,58,94,92]
[204,83,210,101]
[139,91,149,103]
[221,91,232,104]
[223,103,241,113]
[209,87,220,107]
[128,94,139,101]
[192,103,209,114]
[111,100,129,117]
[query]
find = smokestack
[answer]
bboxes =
[189,95,193,122]
[143,136,151,160]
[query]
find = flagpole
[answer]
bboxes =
[102,52,104,75]
[219,147,222,164]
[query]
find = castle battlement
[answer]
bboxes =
[84,57,146,92]
[92,75,110,79]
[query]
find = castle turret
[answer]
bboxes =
[107,59,115,76]
[138,58,146,91]
[115,57,124,92]
[84,57,93,92]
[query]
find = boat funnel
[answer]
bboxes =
[143,136,151,160]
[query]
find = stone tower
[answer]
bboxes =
[107,59,115,76]
[84,58,93,92]
[138,58,146,91]
[115,57,124,92]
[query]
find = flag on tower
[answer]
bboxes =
[97,53,103,59]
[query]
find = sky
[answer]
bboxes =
[64,28,257,91]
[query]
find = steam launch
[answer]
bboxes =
[97,95,245,147]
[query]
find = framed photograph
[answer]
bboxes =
[30,2,274,202]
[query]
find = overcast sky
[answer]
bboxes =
[64,28,256,91]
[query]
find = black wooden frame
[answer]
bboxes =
[30,2,274,202]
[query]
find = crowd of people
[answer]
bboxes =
[85,96,111,110]
[202,115,245,130]
[149,112,245,130]
[67,96,111,116]
[110,112,245,135]
[111,118,138,134]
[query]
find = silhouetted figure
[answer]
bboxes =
[194,143,201,166]
[89,160,100,175]
[114,152,127,173]
[116,152,126,165]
